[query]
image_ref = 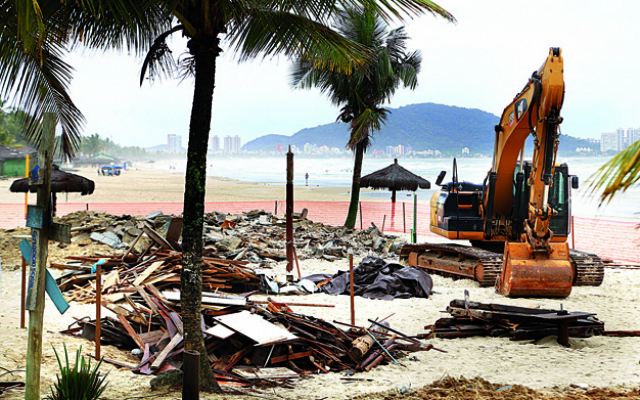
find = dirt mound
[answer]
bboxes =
[351,376,640,400]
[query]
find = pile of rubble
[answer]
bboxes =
[420,295,605,347]
[63,288,438,384]
[55,209,407,265]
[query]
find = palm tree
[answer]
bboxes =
[2,3,168,399]
[291,6,445,228]
[139,0,453,391]
[590,139,640,203]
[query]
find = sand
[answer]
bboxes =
[0,163,369,204]
[1,163,639,399]
[0,254,638,400]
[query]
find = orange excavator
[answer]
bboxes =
[400,48,604,297]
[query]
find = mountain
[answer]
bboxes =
[243,102,599,156]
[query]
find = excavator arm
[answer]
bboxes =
[493,48,573,296]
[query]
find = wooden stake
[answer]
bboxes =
[381,215,386,234]
[24,154,29,219]
[26,118,55,400]
[286,146,294,273]
[21,257,26,329]
[403,202,406,233]
[349,253,355,325]
[359,202,363,230]
[95,264,102,360]
[293,247,302,279]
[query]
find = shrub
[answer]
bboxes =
[47,345,109,400]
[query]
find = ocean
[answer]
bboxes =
[160,156,640,220]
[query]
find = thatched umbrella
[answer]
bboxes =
[361,158,430,203]
[10,164,95,216]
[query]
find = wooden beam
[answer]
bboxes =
[25,122,55,400]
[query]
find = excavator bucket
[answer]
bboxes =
[498,242,573,297]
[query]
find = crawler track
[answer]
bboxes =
[400,243,604,287]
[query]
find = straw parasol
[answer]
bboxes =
[10,164,95,215]
[360,158,430,203]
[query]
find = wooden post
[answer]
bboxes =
[359,202,363,230]
[403,202,406,233]
[26,118,55,400]
[95,264,102,360]
[21,257,26,329]
[571,216,575,249]
[24,154,29,219]
[412,193,417,244]
[381,215,386,234]
[274,200,277,215]
[285,146,294,273]
[349,252,355,326]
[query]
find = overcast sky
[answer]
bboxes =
[65,0,640,148]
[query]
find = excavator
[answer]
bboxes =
[400,48,604,297]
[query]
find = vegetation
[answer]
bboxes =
[47,345,109,400]
[3,3,167,399]
[291,7,449,228]
[0,103,26,146]
[590,138,640,203]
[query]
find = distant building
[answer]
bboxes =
[210,135,220,152]
[303,143,314,154]
[461,147,470,155]
[405,146,413,155]
[385,145,393,155]
[224,135,242,154]
[0,145,36,177]
[617,128,626,149]
[167,134,182,153]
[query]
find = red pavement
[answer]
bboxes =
[1,201,638,263]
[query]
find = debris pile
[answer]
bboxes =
[61,283,437,384]
[54,209,406,264]
[305,256,434,300]
[420,297,604,346]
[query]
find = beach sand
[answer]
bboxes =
[0,163,371,204]
[1,163,639,399]
[0,256,638,400]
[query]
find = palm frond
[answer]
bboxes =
[347,107,389,148]
[589,139,640,204]
[338,0,456,24]
[229,9,369,74]
[140,25,184,86]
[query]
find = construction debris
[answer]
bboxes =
[304,256,433,300]
[421,296,604,347]
[53,209,406,265]
[61,284,436,385]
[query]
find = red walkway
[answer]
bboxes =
[2,201,639,263]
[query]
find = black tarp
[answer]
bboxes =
[303,256,433,300]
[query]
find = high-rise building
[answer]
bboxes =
[601,132,615,152]
[167,134,181,153]
[633,128,640,144]
[616,128,625,149]
[223,135,242,154]
[210,135,220,152]
[385,145,393,155]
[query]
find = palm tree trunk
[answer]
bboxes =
[345,140,365,228]
[181,37,222,393]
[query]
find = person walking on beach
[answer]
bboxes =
[305,172,309,186]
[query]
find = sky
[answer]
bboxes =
[64,0,640,148]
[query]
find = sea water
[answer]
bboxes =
[160,156,640,220]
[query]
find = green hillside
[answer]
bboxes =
[243,102,599,156]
